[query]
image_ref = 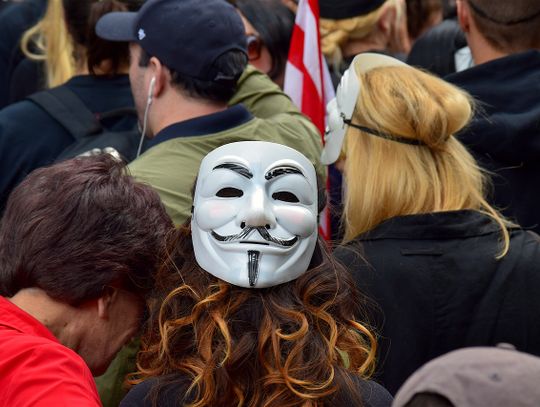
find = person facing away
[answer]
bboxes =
[230,0,295,89]
[445,0,540,233]
[120,141,393,407]
[0,154,173,407]
[317,0,410,241]
[321,53,540,394]
[95,0,325,226]
[319,0,410,88]
[0,0,143,213]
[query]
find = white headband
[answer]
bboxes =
[320,52,408,165]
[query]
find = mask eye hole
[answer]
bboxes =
[272,191,299,203]
[216,187,243,198]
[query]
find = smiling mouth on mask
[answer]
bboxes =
[211,226,298,247]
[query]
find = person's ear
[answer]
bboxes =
[378,4,397,38]
[457,0,471,33]
[379,0,411,54]
[97,286,118,319]
[147,57,166,98]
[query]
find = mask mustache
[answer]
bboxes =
[211,226,298,247]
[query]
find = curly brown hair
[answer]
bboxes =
[131,225,377,407]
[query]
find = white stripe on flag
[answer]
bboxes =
[296,2,322,98]
[284,61,304,108]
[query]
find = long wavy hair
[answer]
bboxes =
[20,0,74,88]
[131,224,377,407]
[20,0,140,88]
[341,63,511,258]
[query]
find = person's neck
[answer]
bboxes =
[150,95,228,137]
[341,33,388,59]
[467,30,509,65]
[9,288,82,349]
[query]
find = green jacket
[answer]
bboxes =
[129,65,325,225]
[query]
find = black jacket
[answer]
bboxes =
[446,51,540,233]
[0,74,135,210]
[335,210,540,395]
[120,376,393,407]
[406,19,466,77]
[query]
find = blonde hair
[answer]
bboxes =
[342,64,511,258]
[320,0,403,67]
[20,0,75,88]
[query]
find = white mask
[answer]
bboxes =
[192,141,319,288]
[320,53,407,165]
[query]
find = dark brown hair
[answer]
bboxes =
[0,155,173,305]
[467,0,540,52]
[233,0,295,81]
[406,0,443,40]
[62,0,143,74]
[132,225,377,406]
[138,48,247,104]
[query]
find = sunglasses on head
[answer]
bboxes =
[246,34,262,61]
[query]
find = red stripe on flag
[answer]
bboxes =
[284,0,334,240]
[287,26,305,70]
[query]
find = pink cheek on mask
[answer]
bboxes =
[196,201,238,230]
[274,206,317,237]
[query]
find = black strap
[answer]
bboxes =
[28,87,102,139]
[343,119,427,146]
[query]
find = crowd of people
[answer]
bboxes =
[0,0,539,406]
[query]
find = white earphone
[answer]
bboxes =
[147,76,156,106]
[136,76,157,158]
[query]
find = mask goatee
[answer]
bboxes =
[248,250,260,287]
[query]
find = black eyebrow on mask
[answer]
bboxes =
[265,166,304,180]
[213,163,253,179]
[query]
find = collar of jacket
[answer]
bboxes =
[146,104,253,149]
[356,210,509,241]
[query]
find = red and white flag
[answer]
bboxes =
[284,0,335,240]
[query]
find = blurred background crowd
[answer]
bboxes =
[1,0,539,406]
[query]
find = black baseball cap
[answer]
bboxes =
[319,0,386,20]
[96,0,247,82]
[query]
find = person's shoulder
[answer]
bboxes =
[0,96,71,162]
[0,98,44,121]
[121,376,191,407]
[333,240,366,263]
[2,338,100,406]
[508,228,540,261]
[25,339,91,374]
[121,379,156,407]
[2,332,90,377]
[358,379,394,407]
[332,377,393,407]
[246,116,324,177]
[0,96,60,142]
[129,136,205,176]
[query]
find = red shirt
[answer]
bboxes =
[0,296,101,406]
